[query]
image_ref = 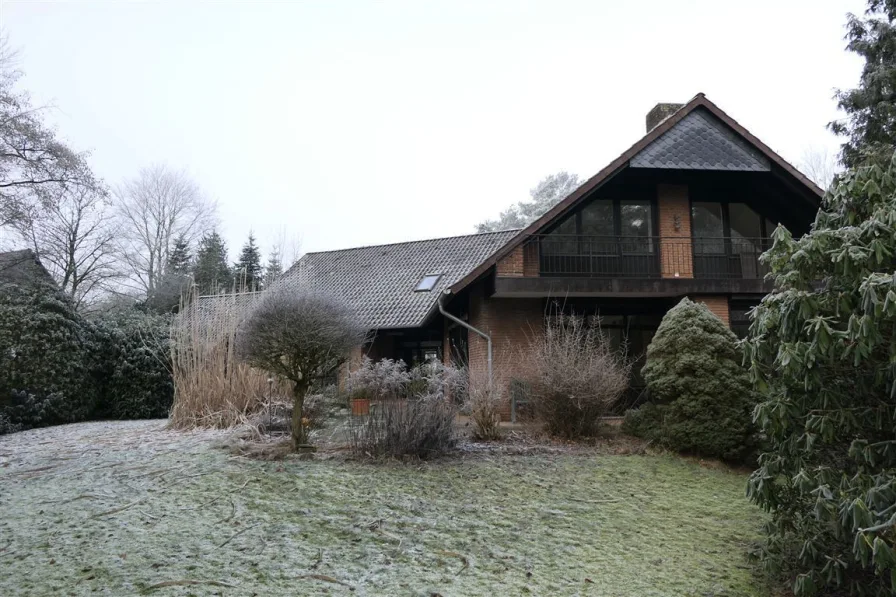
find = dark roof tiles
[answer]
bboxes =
[280,230,519,329]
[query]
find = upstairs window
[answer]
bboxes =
[415,273,442,292]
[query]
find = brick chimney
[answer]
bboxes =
[646,103,684,132]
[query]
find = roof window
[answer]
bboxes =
[415,273,442,292]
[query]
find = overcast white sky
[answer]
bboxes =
[1,0,866,260]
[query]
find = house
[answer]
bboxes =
[0,249,55,288]
[283,93,822,417]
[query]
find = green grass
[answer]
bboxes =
[0,421,767,596]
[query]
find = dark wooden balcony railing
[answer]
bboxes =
[526,235,769,279]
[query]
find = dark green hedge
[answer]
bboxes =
[0,283,173,434]
[89,310,173,420]
[0,283,96,433]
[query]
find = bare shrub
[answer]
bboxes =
[347,358,461,459]
[464,369,503,440]
[349,395,457,459]
[523,314,632,439]
[346,357,409,400]
[235,287,366,450]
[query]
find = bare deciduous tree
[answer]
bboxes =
[0,34,98,228]
[12,185,118,307]
[114,164,216,294]
[799,147,839,191]
[235,288,366,449]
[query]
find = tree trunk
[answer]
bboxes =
[292,381,309,450]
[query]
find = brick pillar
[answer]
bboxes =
[694,296,730,326]
[497,244,540,278]
[467,284,544,420]
[657,184,693,279]
[496,246,525,276]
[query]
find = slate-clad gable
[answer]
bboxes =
[281,230,519,329]
[631,108,770,171]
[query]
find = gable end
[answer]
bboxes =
[631,108,770,171]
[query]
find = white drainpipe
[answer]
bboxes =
[437,290,492,385]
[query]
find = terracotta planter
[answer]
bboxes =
[351,398,370,416]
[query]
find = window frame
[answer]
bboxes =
[414,273,442,292]
[544,197,659,254]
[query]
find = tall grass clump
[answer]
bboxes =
[169,288,273,429]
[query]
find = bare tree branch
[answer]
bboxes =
[9,184,120,307]
[113,164,216,294]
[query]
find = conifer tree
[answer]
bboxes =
[233,233,263,291]
[264,247,283,287]
[193,231,230,295]
[831,1,896,167]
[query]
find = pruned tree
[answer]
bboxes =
[193,230,230,295]
[11,184,119,307]
[235,288,366,449]
[233,232,263,291]
[0,34,98,230]
[113,164,215,294]
[476,171,580,232]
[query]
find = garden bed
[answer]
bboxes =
[1,420,766,596]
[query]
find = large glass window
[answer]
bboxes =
[620,200,652,253]
[581,201,614,254]
[728,203,761,254]
[692,202,725,254]
[543,215,577,255]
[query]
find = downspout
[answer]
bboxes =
[438,290,492,385]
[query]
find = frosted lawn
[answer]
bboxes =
[0,420,766,596]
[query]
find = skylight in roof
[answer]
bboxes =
[415,273,442,292]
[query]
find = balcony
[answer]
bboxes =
[525,235,769,280]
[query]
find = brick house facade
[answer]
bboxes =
[285,93,822,417]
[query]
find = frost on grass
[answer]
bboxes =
[1,420,767,596]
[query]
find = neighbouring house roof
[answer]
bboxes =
[0,249,55,288]
[449,92,825,296]
[281,230,520,329]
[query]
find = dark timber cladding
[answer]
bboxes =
[449,93,823,297]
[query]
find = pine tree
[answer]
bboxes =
[143,234,193,313]
[233,233,263,291]
[264,248,283,287]
[193,231,230,295]
[831,1,896,168]
[166,234,192,276]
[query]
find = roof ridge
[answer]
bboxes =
[300,228,520,257]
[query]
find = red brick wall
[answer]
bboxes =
[467,282,544,420]
[693,295,730,326]
[496,246,525,276]
[657,184,693,279]
[496,243,540,277]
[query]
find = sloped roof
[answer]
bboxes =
[281,230,519,329]
[0,249,55,287]
[450,93,824,295]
